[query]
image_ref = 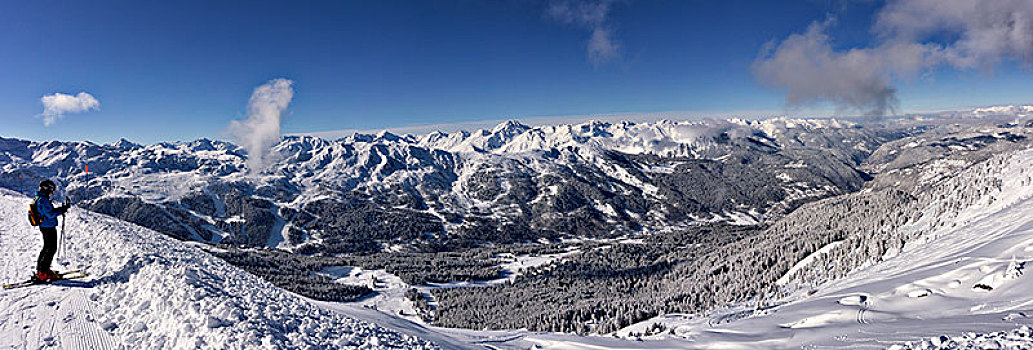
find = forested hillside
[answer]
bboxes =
[431,121,1033,334]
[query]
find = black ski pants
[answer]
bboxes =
[37,227,57,272]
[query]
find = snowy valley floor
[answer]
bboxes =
[6,185,1033,349]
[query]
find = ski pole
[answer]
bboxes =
[61,197,71,261]
[60,211,65,261]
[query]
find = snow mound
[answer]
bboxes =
[0,192,437,349]
[893,326,1033,349]
[837,294,867,306]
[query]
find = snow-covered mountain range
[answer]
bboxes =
[5,107,1033,349]
[1,117,883,253]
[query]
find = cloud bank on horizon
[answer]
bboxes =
[39,92,100,126]
[547,0,620,66]
[754,0,1033,116]
[228,78,294,172]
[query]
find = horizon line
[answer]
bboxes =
[288,103,1022,139]
[288,108,843,139]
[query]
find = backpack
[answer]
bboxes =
[28,197,42,226]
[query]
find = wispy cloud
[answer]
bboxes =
[228,78,294,172]
[754,0,1033,116]
[546,0,620,66]
[39,92,100,126]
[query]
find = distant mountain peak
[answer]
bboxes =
[107,138,141,149]
[492,120,530,134]
[376,130,403,142]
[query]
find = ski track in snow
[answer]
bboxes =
[0,191,438,350]
[0,210,115,349]
[63,291,118,350]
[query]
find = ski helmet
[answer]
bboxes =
[39,179,57,194]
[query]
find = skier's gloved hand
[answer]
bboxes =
[57,203,70,212]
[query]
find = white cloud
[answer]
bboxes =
[228,78,294,173]
[39,92,100,126]
[752,19,935,116]
[547,0,620,66]
[875,0,1033,69]
[754,0,1033,116]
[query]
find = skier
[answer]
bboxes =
[31,179,70,282]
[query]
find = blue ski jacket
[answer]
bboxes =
[34,191,65,228]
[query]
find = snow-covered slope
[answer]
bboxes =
[676,147,1033,348]
[0,190,437,349]
[527,144,1033,349]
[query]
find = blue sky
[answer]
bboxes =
[2,0,1031,143]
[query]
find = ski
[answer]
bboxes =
[3,271,90,290]
[58,271,89,279]
[56,268,84,276]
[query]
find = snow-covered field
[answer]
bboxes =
[0,190,437,349]
[317,249,580,325]
[319,266,423,323]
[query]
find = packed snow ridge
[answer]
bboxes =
[0,190,437,349]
